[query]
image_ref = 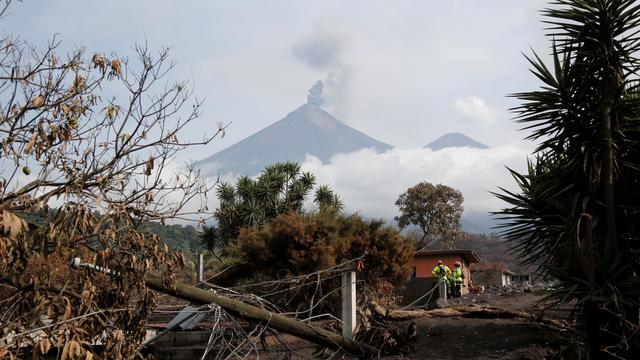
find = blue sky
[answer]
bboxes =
[2,1,553,222]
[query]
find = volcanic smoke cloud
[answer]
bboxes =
[307,80,324,106]
[293,24,353,120]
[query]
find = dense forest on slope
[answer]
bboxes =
[19,210,204,254]
[139,222,204,253]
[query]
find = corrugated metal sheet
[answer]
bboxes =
[166,306,206,330]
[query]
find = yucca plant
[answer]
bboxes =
[495,0,640,357]
[213,162,342,247]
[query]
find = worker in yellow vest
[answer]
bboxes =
[451,261,465,298]
[432,260,451,284]
[432,260,452,298]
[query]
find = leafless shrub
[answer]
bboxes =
[0,1,225,358]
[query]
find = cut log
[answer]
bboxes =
[370,302,568,329]
[370,302,430,321]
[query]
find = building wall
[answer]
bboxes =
[401,277,439,306]
[512,275,531,285]
[472,269,503,287]
[501,273,512,286]
[408,254,472,294]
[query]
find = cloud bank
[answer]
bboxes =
[300,144,532,224]
[194,143,533,232]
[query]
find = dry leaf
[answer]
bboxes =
[32,95,44,108]
[1,210,27,238]
[91,54,105,69]
[69,340,81,358]
[110,59,122,78]
[59,103,70,116]
[105,104,120,121]
[61,341,70,360]
[61,297,71,322]
[37,338,51,354]
[144,156,154,176]
[24,133,37,154]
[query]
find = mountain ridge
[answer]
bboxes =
[197,102,393,177]
[424,132,489,150]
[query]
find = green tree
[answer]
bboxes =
[199,224,220,253]
[495,1,640,357]
[395,182,464,250]
[213,162,342,248]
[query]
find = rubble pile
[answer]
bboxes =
[473,282,551,295]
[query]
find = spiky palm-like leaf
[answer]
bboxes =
[314,185,344,213]
[496,0,640,357]
[199,224,220,253]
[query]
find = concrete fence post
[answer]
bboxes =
[341,271,357,339]
[438,280,448,301]
[197,253,204,283]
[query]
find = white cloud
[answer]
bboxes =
[453,96,497,125]
[300,144,532,222]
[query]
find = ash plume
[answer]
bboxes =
[307,80,324,106]
[293,24,353,119]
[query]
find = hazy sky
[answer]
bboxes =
[2,1,554,224]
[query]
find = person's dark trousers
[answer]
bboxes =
[453,284,461,298]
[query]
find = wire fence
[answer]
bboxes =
[1,251,431,359]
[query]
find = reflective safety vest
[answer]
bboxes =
[432,265,451,279]
[452,267,464,283]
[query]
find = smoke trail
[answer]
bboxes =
[293,24,353,119]
[307,80,324,106]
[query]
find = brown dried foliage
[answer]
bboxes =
[234,212,414,315]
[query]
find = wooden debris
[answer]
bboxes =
[144,274,381,358]
[355,320,417,355]
[370,302,569,329]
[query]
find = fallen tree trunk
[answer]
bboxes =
[145,275,381,358]
[69,258,382,358]
[371,302,568,329]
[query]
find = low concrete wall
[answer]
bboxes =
[401,277,439,307]
[151,331,214,360]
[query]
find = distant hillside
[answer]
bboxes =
[197,82,392,177]
[19,210,204,254]
[140,222,204,254]
[457,233,534,274]
[424,132,489,150]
